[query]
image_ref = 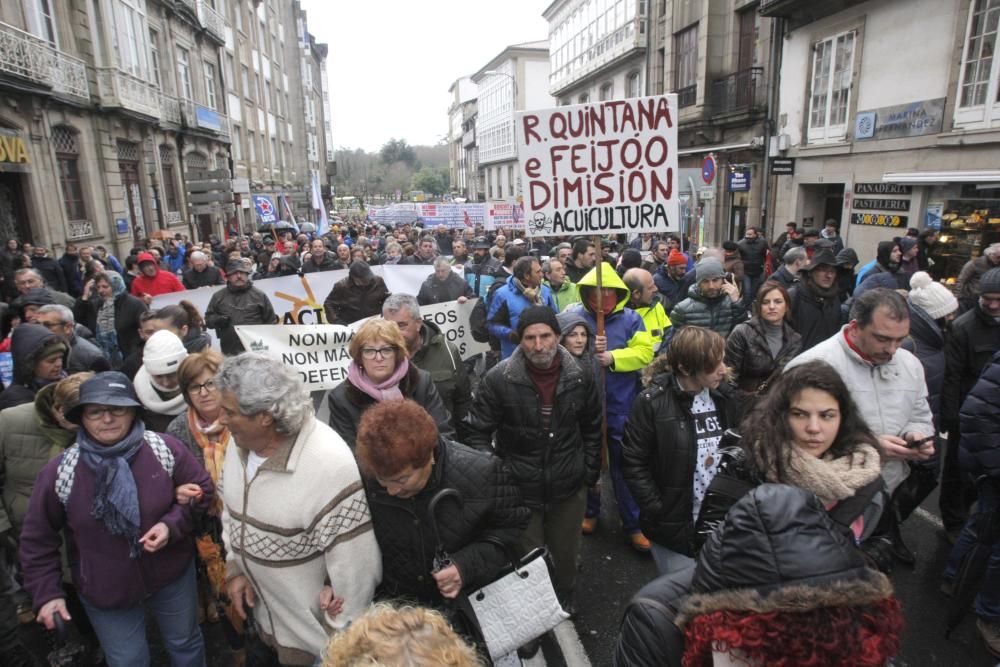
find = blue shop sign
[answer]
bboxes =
[196,105,223,132]
[727,170,750,192]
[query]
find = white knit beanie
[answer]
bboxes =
[909,271,958,320]
[143,330,189,375]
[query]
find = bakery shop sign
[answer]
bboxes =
[851,183,911,227]
[0,129,30,173]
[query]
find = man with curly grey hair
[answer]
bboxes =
[216,353,381,665]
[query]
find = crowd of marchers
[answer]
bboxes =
[0,215,997,666]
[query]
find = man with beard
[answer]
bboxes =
[669,257,744,337]
[641,240,670,274]
[449,239,470,268]
[486,256,557,359]
[565,239,598,284]
[463,236,501,300]
[788,249,847,351]
[204,258,278,355]
[463,306,602,613]
[737,226,769,298]
[129,252,184,304]
[653,249,690,313]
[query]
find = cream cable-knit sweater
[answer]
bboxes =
[221,416,381,665]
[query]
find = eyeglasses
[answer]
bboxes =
[361,346,396,360]
[188,379,218,395]
[38,320,67,330]
[82,406,131,420]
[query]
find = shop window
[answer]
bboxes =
[954,0,1000,128]
[53,127,87,222]
[807,30,856,144]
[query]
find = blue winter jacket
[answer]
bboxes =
[486,280,557,359]
[959,350,1000,478]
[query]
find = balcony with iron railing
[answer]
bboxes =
[710,67,765,117]
[197,1,227,44]
[0,22,89,101]
[96,67,161,118]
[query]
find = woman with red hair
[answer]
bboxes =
[613,484,903,667]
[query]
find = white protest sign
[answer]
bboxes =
[515,95,679,237]
[233,299,487,391]
[150,265,436,326]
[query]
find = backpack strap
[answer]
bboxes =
[144,431,175,478]
[55,445,81,507]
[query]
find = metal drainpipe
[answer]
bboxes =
[760,16,785,238]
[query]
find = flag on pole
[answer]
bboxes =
[280,195,299,232]
[312,172,330,236]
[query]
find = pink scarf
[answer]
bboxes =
[347,357,410,402]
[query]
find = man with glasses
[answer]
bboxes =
[34,304,110,373]
[13,268,76,308]
[381,294,470,435]
[205,258,278,356]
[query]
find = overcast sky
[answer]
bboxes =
[299,0,549,152]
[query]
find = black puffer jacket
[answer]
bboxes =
[736,236,768,277]
[204,284,277,355]
[328,364,453,449]
[942,304,1000,427]
[622,370,737,555]
[181,266,224,289]
[788,279,846,352]
[322,276,390,325]
[692,447,891,571]
[668,284,745,337]
[368,438,529,606]
[959,351,1000,477]
[724,318,802,393]
[613,567,692,667]
[416,271,475,306]
[463,347,602,508]
[904,302,946,428]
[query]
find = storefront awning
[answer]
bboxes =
[882,170,1000,184]
[678,141,757,156]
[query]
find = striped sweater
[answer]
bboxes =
[220,416,381,665]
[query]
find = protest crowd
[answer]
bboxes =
[0,214,997,667]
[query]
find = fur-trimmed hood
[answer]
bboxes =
[678,484,894,627]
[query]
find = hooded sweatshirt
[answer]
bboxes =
[0,324,68,411]
[566,263,653,419]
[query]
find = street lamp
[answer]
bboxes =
[482,70,518,201]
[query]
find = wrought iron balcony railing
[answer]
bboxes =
[96,67,161,118]
[0,22,89,101]
[710,67,765,116]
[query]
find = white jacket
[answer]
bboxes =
[785,326,934,492]
[221,416,381,665]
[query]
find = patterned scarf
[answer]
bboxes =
[513,277,542,305]
[77,420,147,558]
[187,408,229,515]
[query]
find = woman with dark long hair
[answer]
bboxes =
[694,360,893,570]
[724,281,801,396]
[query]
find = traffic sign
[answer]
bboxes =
[702,155,716,185]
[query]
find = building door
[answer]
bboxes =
[119,160,147,243]
[0,173,31,243]
[823,184,845,226]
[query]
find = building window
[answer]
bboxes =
[578,93,590,103]
[114,0,149,78]
[231,126,242,160]
[27,0,58,46]
[241,65,251,98]
[675,25,698,107]
[159,146,179,212]
[203,61,217,110]
[247,130,256,163]
[149,29,161,88]
[225,54,235,90]
[955,0,1000,127]
[626,70,641,97]
[487,168,493,198]
[177,47,193,100]
[53,127,86,222]
[599,82,613,101]
[507,165,514,197]
[807,30,856,142]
